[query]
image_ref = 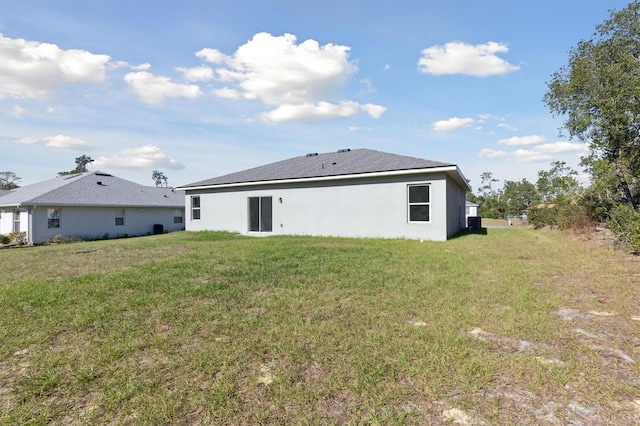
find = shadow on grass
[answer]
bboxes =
[450,228,488,239]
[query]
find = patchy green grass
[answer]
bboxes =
[1,229,638,424]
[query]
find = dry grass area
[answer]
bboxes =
[1,229,638,425]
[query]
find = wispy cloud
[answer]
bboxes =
[497,135,546,146]
[176,65,214,82]
[478,148,509,159]
[479,139,586,163]
[432,117,475,132]
[124,71,202,104]
[93,145,184,170]
[15,134,95,150]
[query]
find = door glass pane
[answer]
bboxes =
[249,197,260,231]
[260,197,272,232]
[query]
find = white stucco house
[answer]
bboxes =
[0,171,185,244]
[177,149,471,241]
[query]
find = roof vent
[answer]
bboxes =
[337,148,351,153]
[97,181,106,186]
[306,153,318,157]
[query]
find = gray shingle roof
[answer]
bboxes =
[0,172,184,208]
[181,148,454,188]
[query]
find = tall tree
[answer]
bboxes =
[58,155,94,176]
[502,179,539,215]
[536,161,580,203]
[152,170,169,187]
[543,1,640,210]
[0,171,21,190]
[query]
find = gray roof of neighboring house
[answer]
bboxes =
[181,148,459,188]
[0,171,184,208]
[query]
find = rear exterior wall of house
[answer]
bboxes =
[185,173,466,241]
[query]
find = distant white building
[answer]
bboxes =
[0,171,184,244]
[465,200,479,218]
[178,149,471,241]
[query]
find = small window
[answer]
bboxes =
[174,209,183,224]
[13,210,20,232]
[48,208,61,228]
[115,209,125,226]
[408,184,430,222]
[191,196,201,220]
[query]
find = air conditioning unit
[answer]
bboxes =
[468,216,482,231]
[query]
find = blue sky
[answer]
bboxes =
[0,1,630,189]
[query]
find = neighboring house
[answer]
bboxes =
[465,200,479,218]
[0,171,185,244]
[178,148,471,241]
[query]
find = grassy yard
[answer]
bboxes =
[1,229,638,424]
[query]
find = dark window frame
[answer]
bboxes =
[407,184,431,223]
[191,196,201,220]
[248,196,272,232]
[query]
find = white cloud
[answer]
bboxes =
[478,148,509,159]
[361,103,387,118]
[0,33,110,100]
[359,78,376,96]
[497,122,518,131]
[109,61,151,71]
[10,105,25,118]
[44,134,94,150]
[497,135,546,146]
[513,149,554,163]
[432,117,475,132]
[196,48,226,64]
[262,101,362,122]
[176,65,214,82]
[198,32,385,122]
[124,71,202,104]
[213,87,242,99]
[533,141,587,153]
[93,145,184,170]
[17,136,39,145]
[418,41,519,77]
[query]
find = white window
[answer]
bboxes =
[13,210,20,232]
[115,209,125,226]
[48,208,61,228]
[408,184,430,222]
[191,196,201,220]
[174,209,183,224]
[248,196,272,232]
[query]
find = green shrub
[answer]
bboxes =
[555,203,593,231]
[528,200,593,232]
[0,234,10,245]
[9,231,27,246]
[527,204,558,229]
[607,205,640,253]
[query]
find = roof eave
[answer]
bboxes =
[178,165,470,191]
